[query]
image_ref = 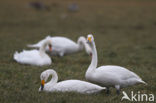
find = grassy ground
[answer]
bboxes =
[0,0,156,103]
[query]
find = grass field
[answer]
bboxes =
[0,0,156,102]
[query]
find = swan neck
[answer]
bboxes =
[87,41,97,72]
[47,70,58,85]
[39,41,47,54]
[77,37,86,51]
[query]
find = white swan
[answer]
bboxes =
[14,39,52,66]
[27,36,92,57]
[85,34,147,94]
[39,69,105,94]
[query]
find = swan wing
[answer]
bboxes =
[14,50,40,64]
[97,65,140,79]
[28,36,78,56]
[51,37,78,51]
[95,65,145,86]
[13,49,51,66]
[28,36,77,48]
[48,80,105,94]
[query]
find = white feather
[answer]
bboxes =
[27,36,92,56]
[14,39,52,66]
[39,69,105,94]
[85,34,146,92]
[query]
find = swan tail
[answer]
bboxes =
[27,35,51,48]
[138,79,147,85]
[27,44,39,48]
[102,87,106,90]
[45,35,51,39]
[13,51,19,61]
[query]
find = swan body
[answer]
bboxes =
[14,39,52,66]
[85,34,146,94]
[39,69,105,94]
[28,36,92,56]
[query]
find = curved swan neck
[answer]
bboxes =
[46,70,58,85]
[39,40,51,55]
[87,41,98,73]
[39,41,47,53]
[77,36,87,51]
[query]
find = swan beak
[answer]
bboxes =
[87,37,92,43]
[41,80,45,90]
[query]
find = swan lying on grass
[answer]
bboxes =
[14,39,52,66]
[39,69,105,94]
[85,34,147,94]
[28,36,92,57]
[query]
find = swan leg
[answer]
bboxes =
[115,85,120,95]
[106,87,110,94]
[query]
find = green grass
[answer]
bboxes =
[0,0,156,103]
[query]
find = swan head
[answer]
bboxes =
[39,71,49,91]
[87,34,94,46]
[39,69,58,92]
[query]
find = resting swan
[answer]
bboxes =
[85,34,147,94]
[39,69,105,94]
[27,36,92,57]
[14,39,52,66]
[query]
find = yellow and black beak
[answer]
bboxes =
[87,37,92,43]
[41,80,45,90]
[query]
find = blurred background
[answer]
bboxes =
[0,0,156,103]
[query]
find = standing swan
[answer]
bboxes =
[39,69,105,94]
[27,36,92,56]
[85,34,147,94]
[14,39,52,66]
